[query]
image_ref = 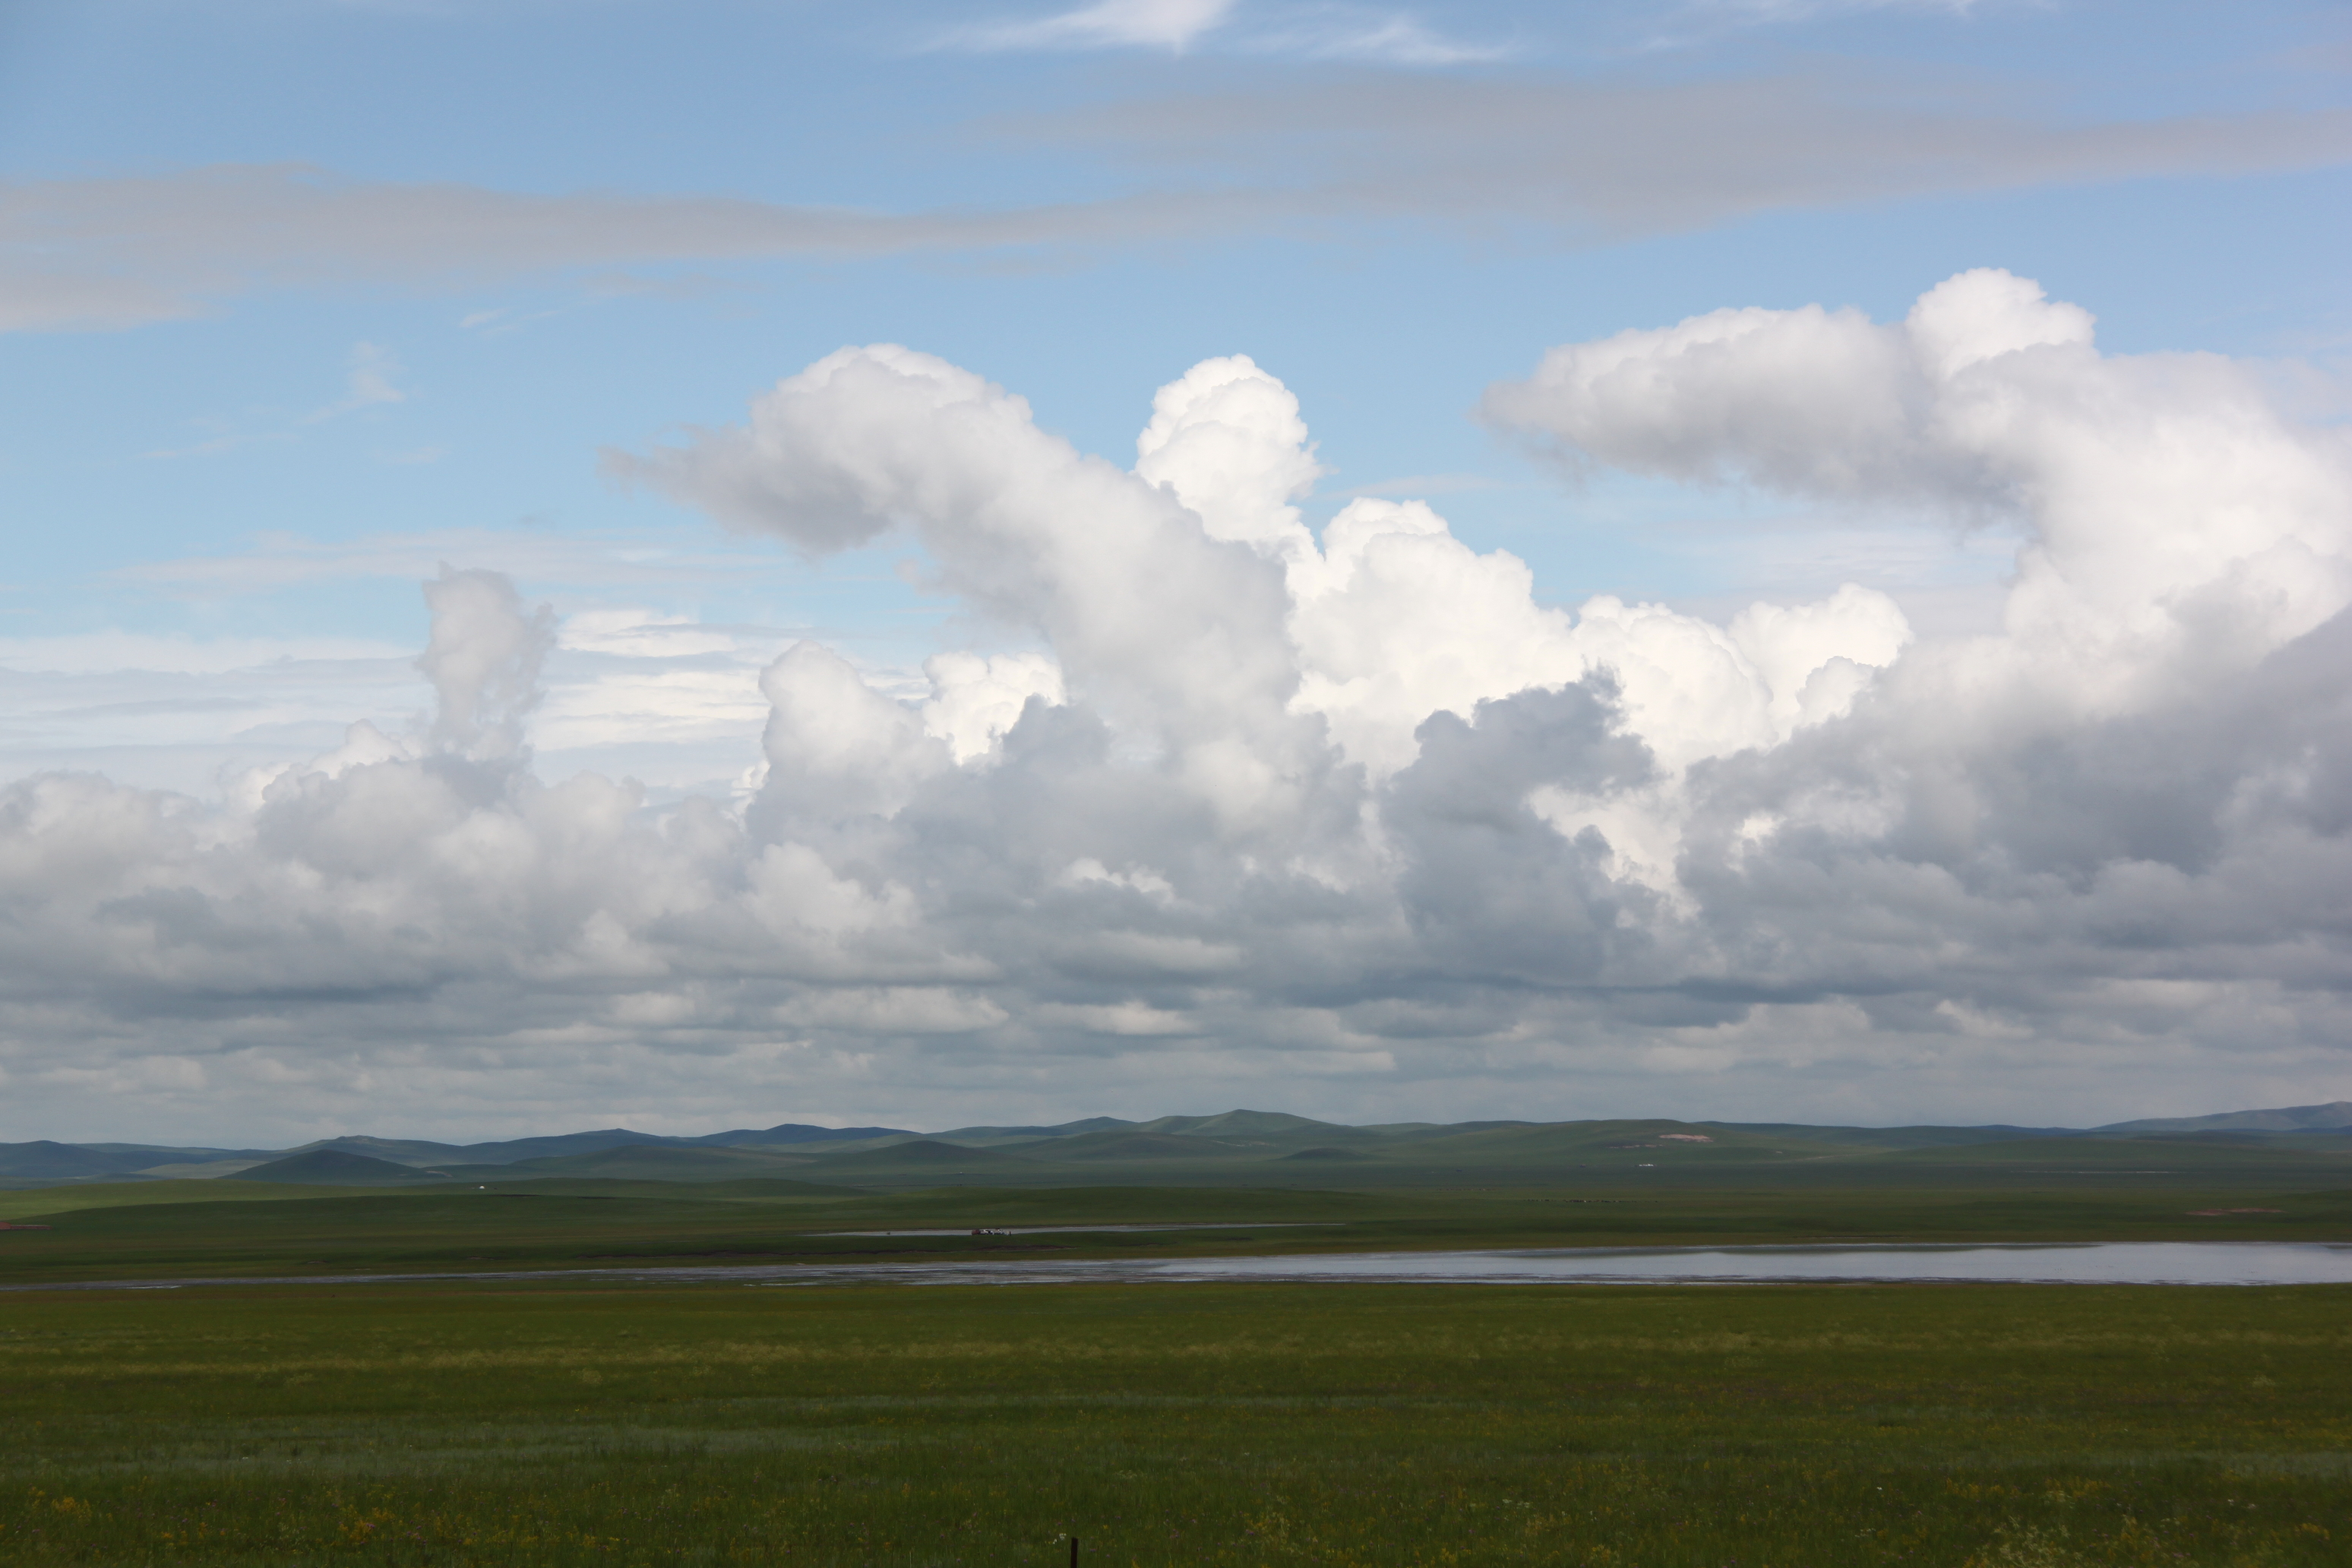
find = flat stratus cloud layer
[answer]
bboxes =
[8,72,2348,330]
[5,269,2350,1141]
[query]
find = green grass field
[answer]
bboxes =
[7,1165,2347,1565]
[3,1279,2349,1566]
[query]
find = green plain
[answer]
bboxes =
[5,1178,2352,1285]
[5,1140,2349,1565]
[4,1279,2350,1566]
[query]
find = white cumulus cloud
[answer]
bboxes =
[5,270,2351,1142]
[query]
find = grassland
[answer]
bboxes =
[4,1178,2352,1287]
[3,1279,2349,1566]
[0,1184,1373,1284]
[6,1151,2347,1564]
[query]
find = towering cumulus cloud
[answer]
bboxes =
[4,270,2347,1134]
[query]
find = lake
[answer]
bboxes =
[11,1240,2352,1291]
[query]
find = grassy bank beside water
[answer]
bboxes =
[3,1279,2349,1566]
[6,1181,2352,1285]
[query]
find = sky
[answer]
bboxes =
[2,0,2350,1145]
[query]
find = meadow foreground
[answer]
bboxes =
[2,1279,2347,1566]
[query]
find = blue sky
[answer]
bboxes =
[9,2,2344,669]
[3,1,2350,1140]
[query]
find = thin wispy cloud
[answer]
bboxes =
[0,163,1215,333]
[1249,11,1514,65]
[1011,76,2352,237]
[942,0,1503,63]
[141,340,408,459]
[1639,0,1994,49]
[948,0,1241,52]
[302,340,406,424]
[118,524,799,596]
[1700,0,1987,20]
[8,81,2348,334]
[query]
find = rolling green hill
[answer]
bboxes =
[9,1103,2352,1197]
[238,1149,451,1186]
[2098,1099,2352,1133]
[1029,1131,1259,1162]
[437,1144,824,1183]
[790,1139,1039,1184]
[1129,1110,1363,1141]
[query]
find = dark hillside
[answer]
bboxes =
[795,1140,1037,1181]
[691,1124,915,1148]
[1032,1132,1257,1162]
[0,1141,160,1179]
[2098,1100,2352,1133]
[1132,1111,1356,1140]
[440,1145,821,1182]
[239,1149,449,1186]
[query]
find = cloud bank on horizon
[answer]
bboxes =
[4,268,2347,1141]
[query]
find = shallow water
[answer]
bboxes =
[1094,1242,2352,1287]
[9,1240,2351,1292]
[807,1222,1326,1238]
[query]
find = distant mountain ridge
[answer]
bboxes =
[302,1124,918,1168]
[3,1101,2347,1187]
[2094,1101,2352,1133]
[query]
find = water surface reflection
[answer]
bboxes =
[13,1241,2350,1292]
